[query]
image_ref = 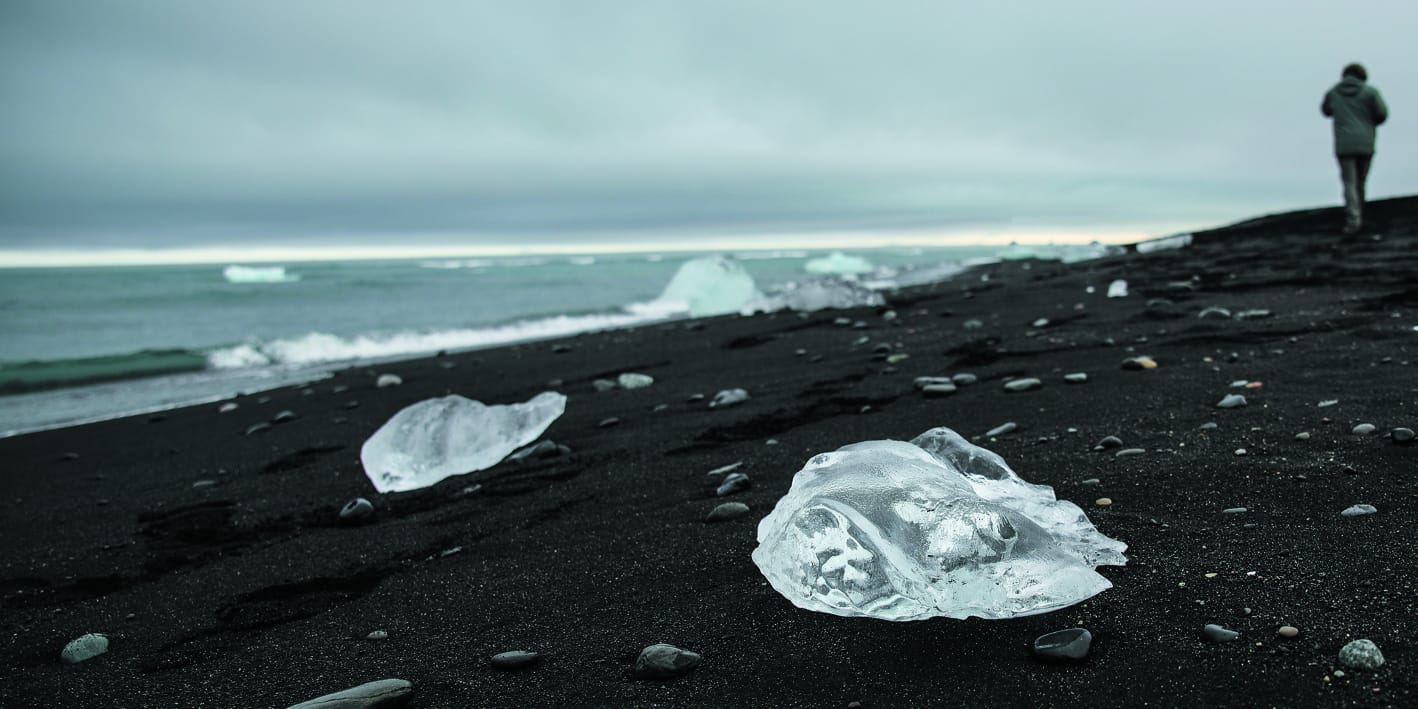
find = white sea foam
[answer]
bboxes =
[207,310,673,369]
[223,265,299,283]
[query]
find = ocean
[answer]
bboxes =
[0,243,1122,436]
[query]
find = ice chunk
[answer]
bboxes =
[804,252,874,275]
[1107,279,1128,298]
[656,256,760,317]
[752,427,1127,621]
[360,392,566,493]
[223,265,298,283]
[1136,233,1193,254]
[743,278,885,314]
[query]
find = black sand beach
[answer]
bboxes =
[3,198,1417,707]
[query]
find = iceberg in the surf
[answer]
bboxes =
[743,278,885,314]
[804,252,874,275]
[1136,233,1193,254]
[360,392,566,493]
[223,265,299,283]
[752,426,1127,621]
[656,256,760,317]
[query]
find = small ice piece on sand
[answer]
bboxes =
[1340,504,1377,517]
[60,633,108,663]
[287,678,413,708]
[376,373,403,388]
[656,256,760,317]
[635,644,702,679]
[709,388,750,408]
[618,373,654,389]
[752,427,1127,621]
[360,392,566,493]
[1003,378,1042,392]
[1136,233,1192,253]
[1106,279,1128,298]
[1338,639,1385,670]
[1216,394,1247,409]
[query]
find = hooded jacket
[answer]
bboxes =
[1322,76,1388,156]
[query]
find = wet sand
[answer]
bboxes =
[3,197,1416,707]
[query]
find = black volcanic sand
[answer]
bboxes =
[3,199,1417,708]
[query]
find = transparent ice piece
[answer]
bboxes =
[656,256,760,317]
[360,392,566,493]
[804,251,874,275]
[743,278,885,314]
[752,427,1127,620]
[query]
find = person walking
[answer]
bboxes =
[1321,63,1388,234]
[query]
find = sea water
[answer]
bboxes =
[0,244,1109,436]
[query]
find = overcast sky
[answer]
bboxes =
[1,1,1414,257]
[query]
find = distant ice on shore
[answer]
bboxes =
[804,251,875,275]
[222,265,299,283]
[753,427,1127,621]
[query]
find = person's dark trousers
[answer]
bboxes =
[1339,155,1373,232]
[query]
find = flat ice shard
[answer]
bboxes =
[752,427,1127,621]
[360,392,566,493]
[804,251,874,275]
[656,256,760,317]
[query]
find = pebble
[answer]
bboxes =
[375,373,403,388]
[339,498,376,525]
[1115,448,1145,458]
[634,643,702,679]
[1120,356,1157,370]
[1222,507,1247,514]
[1351,423,1376,435]
[1095,498,1112,506]
[709,388,750,408]
[1295,432,1311,440]
[60,633,109,663]
[922,383,957,397]
[1198,422,1218,431]
[1080,478,1101,485]
[951,373,978,385]
[1393,427,1415,443]
[192,479,217,489]
[1197,306,1232,319]
[704,461,743,478]
[1202,624,1240,642]
[914,376,952,389]
[272,410,297,423]
[885,353,910,364]
[1216,394,1248,409]
[985,422,1018,437]
[244,422,272,436]
[491,650,541,671]
[1229,379,1249,388]
[962,319,984,329]
[1063,372,1088,383]
[1317,399,1338,407]
[365,630,388,641]
[705,502,751,522]
[287,678,413,708]
[1032,628,1092,661]
[1234,448,1247,456]
[592,379,617,393]
[1277,626,1299,638]
[1340,504,1377,517]
[716,472,751,497]
[1096,435,1123,450]
[1032,318,1050,328]
[618,373,654,389]
[1003,378,1042,392]
[218,402,239,413]
[1338,639,1385,670]
[597,417,621,428]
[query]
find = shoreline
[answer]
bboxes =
[2,197,1415,707]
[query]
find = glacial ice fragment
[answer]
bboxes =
[752,427,1127,621]
[743,278,885,314]
[360,392,566,493]
[1135,232,1193,254]
[804,251,874,275]
[223,265,298,283]
[1107,279,1128,298]
[657,256,760,317]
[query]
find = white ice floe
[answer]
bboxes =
[752,426,1127,621]
[222,265,298,283]
[804,252,874,275]
[654,256,761,317]
[360,392,566,493]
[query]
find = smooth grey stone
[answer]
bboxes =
[1080,478,1101,485]
[192,479,218,489]
[1202,624,1239,642]
[1199,422,1219,431]
[1294,432,1311,440]
[913,376,952,389]
[986,422,1018,437]
[709,388,750,408]
[1032,318,1050,328]
[1234,309,1272,320]
[1033,628,1092,661]
[365,630,388,641]
[951,373,978,385]
[339,497,375,525]
[597,417,621,428]
[60,633,109,663]
[508,440,563,464]
[491,650,540,671]
[1340,504,1377,517]
[218,402,239,413]
[273,410,297,423]
[1115,448,1146,458]
[705,502,750,522]
[1216,394,1248,409]
[716,473,751,497]
[1393,427,1415,443]
[1338,639,1385,670]
[634,644,701,679]
[592,379,617,392]
[1064,372,1088,383]
[1222,507,1247,514]
[1096,436,1123,449]
[375,374,402,388]
[1351,423,1376,435]
[1003,378,1042,392]
[922,383,957,397]
[1197,306,1232,319]
[245,422,273,436]
[286,678,413,709]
